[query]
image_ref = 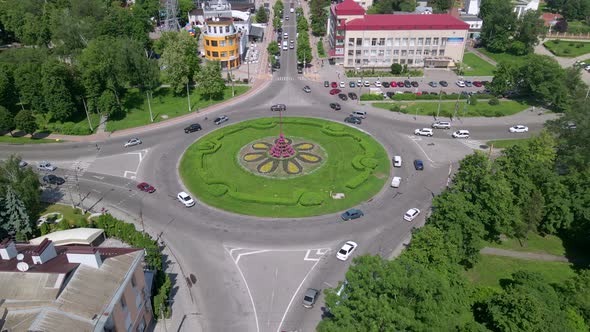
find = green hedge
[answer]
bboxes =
[345,170,372,189]
[93,214,171,319]
[299,192,324,206]
[345,69,423,78]
[360,94,385,101]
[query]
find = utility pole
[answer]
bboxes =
[82,98,94,132]
[146,90,154,122]
[436,88,442,119]
[228,60,235,97]
[186,82,192,112]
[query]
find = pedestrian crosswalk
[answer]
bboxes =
[273,75,321,82]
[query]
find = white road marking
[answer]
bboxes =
[123,149,148,179]
[267,267,279,329]
[92,175,105,180]
[276,255,325,332]
[123,170,137,179]
[235,250,270,264]
[303,248,327,261]
[224,247,260,332]
[407,135,435,163]
[229,247,243,255]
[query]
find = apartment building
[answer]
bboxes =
[327,0,469,69]
[0,237,153,332]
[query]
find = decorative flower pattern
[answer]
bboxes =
[240,137,324,177]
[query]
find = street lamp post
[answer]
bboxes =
[228,57,236,97]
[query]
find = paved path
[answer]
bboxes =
[533,38,590,84]
[481,247,569,262]
[466,46,498,66]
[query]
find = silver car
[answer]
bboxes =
[124,138,142,147]
[302,288,320,308]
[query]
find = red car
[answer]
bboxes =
[331,82,338,88]
[137,182,156,193]
[390,81,397,87]
[330,88,342,95]
[473,81,483,87]
[397,81,405,87]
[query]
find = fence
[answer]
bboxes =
[546,32,590,40]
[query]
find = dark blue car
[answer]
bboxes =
[341,208,364,221]
[414,159,424,170]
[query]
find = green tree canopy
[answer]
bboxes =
[195,61,225,100]
[158,32,201,95]
[14,109,38,135]
[255,6,269,23]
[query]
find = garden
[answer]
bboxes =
[461,52,497,76]
[544,39,590,57]
[179,117,390,217]
[371,99,531,117]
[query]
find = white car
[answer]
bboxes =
[339,81,345,88]
[336,241,358,261]
[414,128,433,137]
[509,125,529,133]
[364,81,370,87]
[357,79,362,86]
[177,191,195,207]
[37,161,57,171]
[391,176,401,188]
[452,130,470,138]
[456,80,466,88]
[124,138,142,147]
[403,208,421,221]
[374,81,382,87]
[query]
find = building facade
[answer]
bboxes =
[327,0,469,69]
[202,17,241,68]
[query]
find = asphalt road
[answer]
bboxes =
[0,21,548,332]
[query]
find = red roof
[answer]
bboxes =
[346,14,469,31]
[334,0,365,16]
[541,12,563,26]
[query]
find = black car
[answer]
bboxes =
[338,93,348,101]
[277,27,282,34]
[404,80,411,88]
[382,81,390,88]
[344,116,361,124]
[271,104,287,111]
[324,81,330,87]
[386,92,395,98]
[297,67,303,74]
[277,36,282,43]
[184,123,202,133]
[411,81,419,87]
[348,92,358,100]
[439,80,448,87]
[330,102,341,110]
[414,159,424,171]
[43,174,65,185]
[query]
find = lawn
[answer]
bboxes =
[486,138,531,149]
[462,52,496,76]
[106,85,250,132]
[372,100,530,117]
[544,40,590,57]
[485,233,566,256]
[179,117,390,217]
[464,255,575,288]
[0,136,61,144]
[478,48,528,65]
[40,203,91,228]
[36,111,100,136]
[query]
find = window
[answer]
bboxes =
[221,52,227,57]
[206,51,211,56]
[212,51,219,57]
[362,59,369,65]
[402,38,408,46]
[371,38,377,46]
[225,26,230,33]
[418,38,423,46]
[349,38,355,46]
[355,58,361,64]
[394,38,400,46]
[409,38,415,46]
[401,50,407,56]
[441,37,447,46]
[425,38,431,46]
[205,40,210,46]
[220,40,226,47]
[131,275,137,288]
[393,50,399,55]
[385,49,391,56]
[120,295,127,310]
[363,38,370,46]
[229,39,234,46]
[439,50,445,56]
[407,59,413,64]
[336,39,344,46]
[379,38,385,46]
[416,50,422,55]
[378,50,384,56]
[370,49,376,56]
[230,50,235,56]
[392,59,399,64]
[356,50,361,55]
[400,59,406,64]
[356,38,362,46]
[408,50,414,56]
[431,50,437,56]
[363,50,369,56]
[136,318,146,332]
[348,59,353,65]
[211,40,218,47]
[424,49,430,55]
[348,50,354,56]
[433,38,439,46]
[386,38,393,46]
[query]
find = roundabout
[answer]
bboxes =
[179,117,390,217]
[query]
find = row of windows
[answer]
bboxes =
[205,39,235,47]
[347,49,445,57]
[206,25,236,34]
[206,50,236,57]
[345,37,449,47]
[347,58,426,66]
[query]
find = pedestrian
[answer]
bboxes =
[532,106,535,112]
[95,144,100,151]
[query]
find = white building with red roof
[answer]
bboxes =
[327,0,469,69]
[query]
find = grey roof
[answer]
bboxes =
[249,25,265,38]
[0,249,143,332]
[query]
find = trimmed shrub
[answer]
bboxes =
[345,170,371,189]
[351,155,365,171]
[228,191,299,205]
[208,184,229,196]
[488,97,500,105]
[299,192,324,206]
[360,93,385,101]
[392,93,417,101]
[360,157,378,169]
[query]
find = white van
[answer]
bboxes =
[393,156,402,167]
[351,111,366,119]
[282,41,288,51]
[391,176,401,188]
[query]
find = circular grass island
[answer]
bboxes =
[179,117,390,218]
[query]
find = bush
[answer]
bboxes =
[207,184,229,196]
[488,97,500,105]
[360,157,378,169]
[391,104,401,112]
[351,155,365,170]
[469,95,478,106]
[392,93,417,101]
[360,93,384,101]
[299,192,324,206]
[345,170,371,189]
[563,48,572,54]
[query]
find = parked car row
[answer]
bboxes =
[324,80,489,90]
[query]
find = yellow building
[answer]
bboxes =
[203,17,241,69]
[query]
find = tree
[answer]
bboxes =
[554,19,568,33]
[517,55,570,111]
[97,90,121,117]
[14,63,47,113]
[0,106,15,135]
[0,186,32,240]
[194,61,225,100]
[390,63,403,75]
[255,6,268,23]
[158,32,201,95]
[41,59,77,122]
[267,41,280,56]
[513,11,546,54]
[479,0,517,53]
[14,109,38,135]
[490,61,518,96]
[0,64,17,110]
[0,156,42,219]
[431,0,453,13]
